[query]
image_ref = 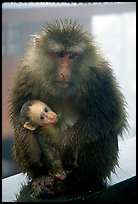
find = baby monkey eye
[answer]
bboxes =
[45,108,48,113]
[40,115,45,120]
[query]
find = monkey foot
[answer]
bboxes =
[54,170,71,180]
[31,176,55,198]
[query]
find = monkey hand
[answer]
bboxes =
[31,175,55,198]
[54,169,71,180]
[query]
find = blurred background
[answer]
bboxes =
[2,2,136,178]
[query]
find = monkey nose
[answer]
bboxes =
[61,72,68,79]
[49,115,57,120]
[60,72,70,84]
[46,113,58,123]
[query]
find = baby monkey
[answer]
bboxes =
[19,100,68,181]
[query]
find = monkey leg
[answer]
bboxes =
[50,157,70,181]
[41,144,69,181]
[31,175,55,198]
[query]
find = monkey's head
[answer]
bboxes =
[26,19,102,98]
[19,100,58,131]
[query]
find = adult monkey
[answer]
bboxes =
[9,19,128,198]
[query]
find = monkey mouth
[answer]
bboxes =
[56,81,71,88]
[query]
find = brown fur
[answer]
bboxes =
[19,100,68,184]
[8,19,128,197]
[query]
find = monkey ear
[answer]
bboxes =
[23,122,37,131]
[33,31,46,44]
[33,35,41,44]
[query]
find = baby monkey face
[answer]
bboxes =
[30,101,58,126]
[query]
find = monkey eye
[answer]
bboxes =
[40,115,45,120]
[68,52,79,59]
[57,51,65,58]
[45,108,48,113]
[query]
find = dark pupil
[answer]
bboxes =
[45,108,48,113]
[40,115,44,120]
[55,51,78,59]
[69,52,78,59]
[57,51,65,58]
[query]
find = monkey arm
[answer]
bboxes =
[42,125,61,148]
[13,125,42,178]
[60,65,127,174]
[60,119,88,171]
[60,118,119,180]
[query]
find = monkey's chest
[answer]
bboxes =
[56,103,79,133]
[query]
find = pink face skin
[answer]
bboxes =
[29,100,58,127]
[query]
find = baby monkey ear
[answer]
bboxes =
[23,121,37,131]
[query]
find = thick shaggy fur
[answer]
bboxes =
[9,19,128,197]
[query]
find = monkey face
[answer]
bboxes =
[49,50,80,88]
[29,100,58,126]
[27,20,96,97]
